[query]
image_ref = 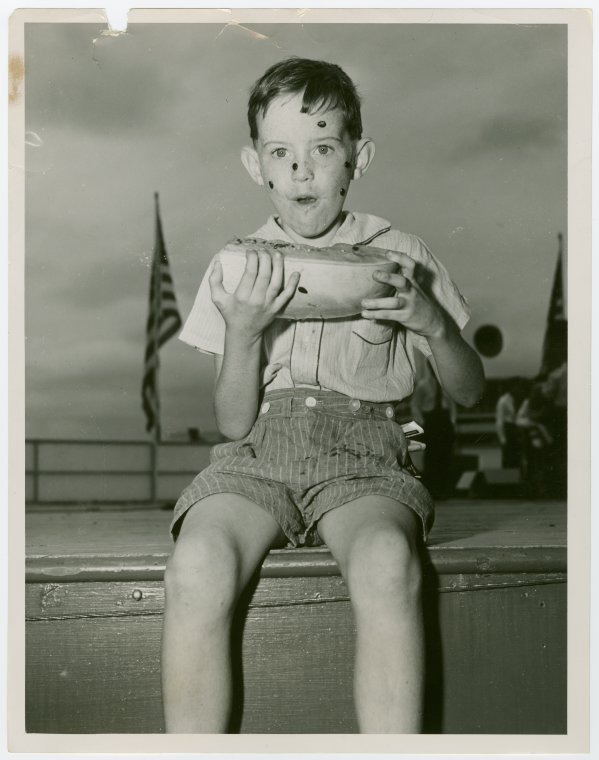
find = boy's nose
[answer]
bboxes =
[292,159,314,181]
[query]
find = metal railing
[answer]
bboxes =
[25,417,498,506]
[25,438,215,505]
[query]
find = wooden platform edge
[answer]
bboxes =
[25,544,567,583]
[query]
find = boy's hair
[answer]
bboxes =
[248,57,362,143]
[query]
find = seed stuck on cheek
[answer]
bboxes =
[317,120,326,128]
[344,161,352,169]
[268,181,274,189]
[340,188,346,196]
[292,162,298,171]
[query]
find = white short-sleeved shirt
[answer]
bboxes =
[179,211,470,402]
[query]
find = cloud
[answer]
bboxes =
[42,254,151,311]
[24,22,283,140]
[25,23,184,136]
[26,334,217,440]
[453,113,564,161]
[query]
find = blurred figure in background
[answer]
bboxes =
[495,377,527,468]
[411,360,458,500]
[516,377,560,499]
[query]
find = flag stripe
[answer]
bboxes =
[142,195,182,436]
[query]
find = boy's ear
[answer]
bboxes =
[352,138,375,180]
[240,145,265,186]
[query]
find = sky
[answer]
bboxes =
[23,20,567,440]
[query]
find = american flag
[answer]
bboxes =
[142,193,182,438]
[540,233,567,376]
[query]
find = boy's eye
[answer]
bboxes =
[316,145,332,155]
[273,148,288,158]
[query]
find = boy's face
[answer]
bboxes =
[242,92,373,245]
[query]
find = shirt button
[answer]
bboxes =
[305,396,317,408]
[385,406,395,419]
[349,399,361,412]
[261,402,271,414]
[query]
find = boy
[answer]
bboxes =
[162,57,484,734]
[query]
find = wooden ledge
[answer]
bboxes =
[25,500,566,583]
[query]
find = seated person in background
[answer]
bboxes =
[516,381,555,498]
[542,361,567,497]
[495,377,526,468]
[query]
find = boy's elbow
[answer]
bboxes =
[216,416,254,441]
[461,374,486,408]
[454,365,485,409]
[217,422,251,441]
[459,389,483,409]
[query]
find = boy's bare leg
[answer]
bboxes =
[317,496,424,733]
[161,494,286,733]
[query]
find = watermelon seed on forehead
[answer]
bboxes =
[317,120,326,128]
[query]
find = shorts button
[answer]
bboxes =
[349,399,361,412]
[305,396,317,407]
[261,402,271,414]
[385,405,395,418]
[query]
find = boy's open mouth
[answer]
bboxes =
[294,195,318,205]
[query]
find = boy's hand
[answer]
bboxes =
[360,251,446,339]
[209,250,300,340]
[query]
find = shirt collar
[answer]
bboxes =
[251,211,392,247]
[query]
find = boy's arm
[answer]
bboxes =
[209,251,298,440]
[361,250,484,408]
[425,313,485,408]
[212,333,263,440]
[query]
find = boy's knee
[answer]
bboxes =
[164,528,241,617]
[345,526,422,608]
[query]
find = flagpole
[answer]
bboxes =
[151,192,161,503]
[152,351,160,505]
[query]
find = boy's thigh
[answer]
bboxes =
[175,494,288,575]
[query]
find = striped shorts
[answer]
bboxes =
[171,388,435,547]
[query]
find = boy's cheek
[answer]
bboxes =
[264,169,287,193]
[257,155,278,178]
[328,164,353,194]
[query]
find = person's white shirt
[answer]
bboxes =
[495,392,516,445]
